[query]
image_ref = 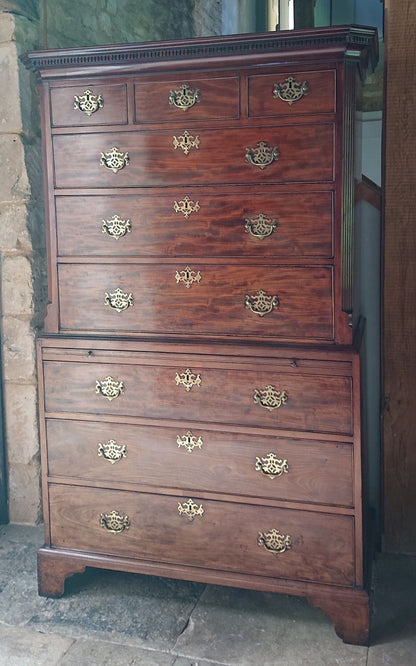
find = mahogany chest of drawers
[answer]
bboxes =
[24,26,378,645]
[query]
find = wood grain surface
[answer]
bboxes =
[383,0,416,553]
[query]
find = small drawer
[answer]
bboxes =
[50,83,128,127]
[52,123,334,188]
[55,190,333,259]
[248,69,336,118]
[46,419,354,507]
[134,76,239,123]
[57,262,334,342]
[42,354,352,436]
[49,484,355,586]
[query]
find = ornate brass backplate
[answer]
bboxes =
[175,266,202,288]
[245,213,278,239]
[273,76,308,105]
[246,141,279,169]
[258,528,291,554]
[245,290,278,317]
[175,368,202,392]
[173,196,200,218]
[98,439,127,464]
[102,215,131,239]
[255,452,289,479]
[178,498,204,521]
[95,376,124,401]
[100,147,129,173]
[100,510,130,534]
[253,385,288,411]
[172,130,200,155]
[169,83,201,111]
[104,288,134,312]
[73,89,104,116]
[177,430,204,453]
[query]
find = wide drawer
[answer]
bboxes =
[55,191,333,259]
[52,124,334,188]
[49,484,355,586]
[57,263,334,341]
[248,69,336,118]
[50,83,128,127]
[42,357,353,436]
[46,419,353,507]
[134,76,239,123]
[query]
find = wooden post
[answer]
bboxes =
[382,0,416,554]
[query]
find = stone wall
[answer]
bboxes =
[0,1,223,524]
[43,0,223,48]
[0,3,44,524]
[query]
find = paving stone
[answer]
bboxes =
[173,657,226,666]
[58,638,174,665]
[28,568,205,650]
[174,585,368,666]
[0,624,74,666]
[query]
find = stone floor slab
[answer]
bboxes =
[174,586,368,666]
[173,658,227,666]
[0,624,74,666]
[57,638,174,665]
[27,568,205,650]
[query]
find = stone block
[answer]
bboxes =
[0,42,22,133]
[3,381,39,464]
[0,134,30,201]
[7,460,41,524]
[2,316,36,381]
[1,254,34,315]
[0,203,32,252]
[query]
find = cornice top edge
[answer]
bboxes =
[21,25,378,73]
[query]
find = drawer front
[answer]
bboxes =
[55,191,333,259]
[248,70,336,118]
[50,83,128,127]
[49,484,355,586]
[52,124,334,188]
[57,263,334,341]
[134,76,239,123]
[42,359,352,435]
[46,419,353,507]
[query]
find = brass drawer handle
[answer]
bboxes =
[100,147,129,173]
[245,290,278,317]
[273,76,308,105]
[254,385,288,411]
[175,266,201,288]
[173,196,200,218]
[98,439,127,464]
[245,213,278,239]
[169,84,200,111]
[255,452,289,479]
[175,368,202,392]
[105,288,134,312]
[73,89,103,115]
[100,510,130,534]
[178,498,204,521]
[258,529,291,554]
[177,430,203,453]
[95,376,124,401]
[173,130,200,155]
[246,141,279,169]
[102,215,131,239]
